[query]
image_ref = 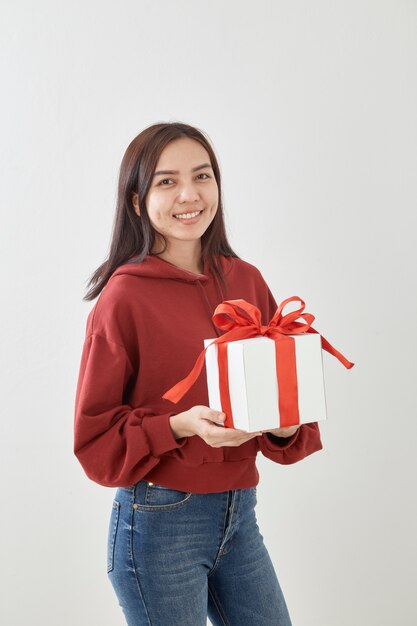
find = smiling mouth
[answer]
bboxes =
[173,209,204,219]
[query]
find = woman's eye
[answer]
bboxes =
[158,173,210,186]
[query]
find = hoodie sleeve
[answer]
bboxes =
[73,332,188,488]
[256,282,324,464]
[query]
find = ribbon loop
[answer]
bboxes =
[212,299,263,333]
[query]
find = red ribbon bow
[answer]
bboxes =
[162,297,354,427]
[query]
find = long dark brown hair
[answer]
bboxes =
[83,122,240,301]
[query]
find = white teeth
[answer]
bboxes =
[174,210,202,219]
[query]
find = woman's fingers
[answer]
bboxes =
[207,424,262,447]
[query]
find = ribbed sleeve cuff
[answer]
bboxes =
[262,428,301,451]
[141,413,188,457]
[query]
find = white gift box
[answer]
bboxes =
[204,334,327,432]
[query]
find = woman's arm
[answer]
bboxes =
[73,332,188,487]
[257,422,323,464]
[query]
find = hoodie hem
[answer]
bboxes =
[141,457,260,494]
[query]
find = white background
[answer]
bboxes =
[1,1,416,625]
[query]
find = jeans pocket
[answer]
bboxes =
[106,500,120,574]
[134,483,192,511]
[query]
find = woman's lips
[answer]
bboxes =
[173,209,204,224]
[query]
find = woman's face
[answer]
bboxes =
[135,138,219,250]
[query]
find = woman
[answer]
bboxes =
[73,121,323,625]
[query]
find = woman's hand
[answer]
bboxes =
[170,406,263,448]
[260,425,300,438]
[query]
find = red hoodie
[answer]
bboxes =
[73,254,323,493]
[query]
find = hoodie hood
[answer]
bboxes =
[110,254,231,284]
[108,254,234,337]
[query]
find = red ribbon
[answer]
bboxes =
[162,297,354,427]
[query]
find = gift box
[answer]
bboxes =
[162,296,354,430]
[203,333,327,431]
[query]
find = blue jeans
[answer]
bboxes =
[107,480,292,626]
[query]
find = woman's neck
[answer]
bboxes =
[151,242,204,275]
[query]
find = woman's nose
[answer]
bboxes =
[177,182,200,201]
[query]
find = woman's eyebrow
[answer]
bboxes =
[153,163,212,177]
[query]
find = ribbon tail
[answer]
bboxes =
[307,328,354,369]
[162,347,208,403]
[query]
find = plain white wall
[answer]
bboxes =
[1,1,416,625]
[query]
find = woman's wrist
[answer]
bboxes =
[169,412,190,439]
